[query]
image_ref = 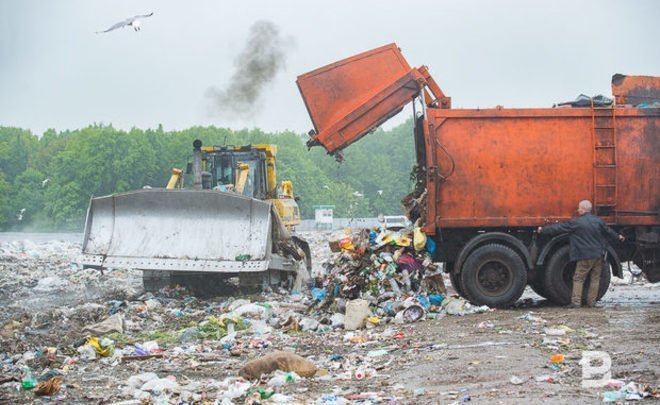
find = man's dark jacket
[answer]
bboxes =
[541,212,619,261]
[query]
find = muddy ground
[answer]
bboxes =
[0,233,658,404]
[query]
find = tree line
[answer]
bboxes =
[0,120,416,231]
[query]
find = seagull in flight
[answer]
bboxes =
[97,12,154,34]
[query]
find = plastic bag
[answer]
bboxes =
[413,227,427,251]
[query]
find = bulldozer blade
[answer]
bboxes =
[80,189,274,273]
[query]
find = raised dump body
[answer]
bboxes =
[297,44,659,307]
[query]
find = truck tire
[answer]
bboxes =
[543,245,611,305]
[460,244,527,308]
[449,272,464,296]
[528,269,550,299]
[449,269,464,296]
[444,262,463,295]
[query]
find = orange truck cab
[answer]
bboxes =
[297,44,659,307]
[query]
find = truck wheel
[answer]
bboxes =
[460,244,527,308]
[448,268,464,296]
[528,269,549,299]
[544,245,611,305]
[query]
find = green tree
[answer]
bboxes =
[9,168,46,230]
[0,127,38,182]
[43,182,87,231]
[0,171,11,229]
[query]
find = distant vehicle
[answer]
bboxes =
[383,215,411,231]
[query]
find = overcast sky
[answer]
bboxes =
[1,0,658,137]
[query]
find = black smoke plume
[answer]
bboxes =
[207,20,295,119]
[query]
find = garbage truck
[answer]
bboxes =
[296,43,659,307]
[80,141,311,292]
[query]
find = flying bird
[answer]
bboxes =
[41,178,49,187]
[97,12,154,34]
[377,190,383,196]
[17,208,26,221]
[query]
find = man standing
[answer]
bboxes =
[538,200,625,308]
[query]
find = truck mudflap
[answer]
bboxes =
[80,189,274,272]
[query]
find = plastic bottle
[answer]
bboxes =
[286,372,299,383]
[248,388,274,400]
[388,278,402,296]
[400,269,412,291]
[267,374,287,387]
[21,367,37,390]
[266,371,298,387]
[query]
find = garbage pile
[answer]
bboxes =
[3,235,657,403]
[309,224,489,326]
[1,281,478,403]
[0,235,488,404]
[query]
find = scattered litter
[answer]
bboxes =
[267,370,300,387]
[510,375,525,385]
[0,232,655,403]
[517,312,546,323]
[366,349,389,358]
[602,381,650,402]
[535,375,555,383]
[34,376,63,396]
[344,299,371,330]
[82,313,125,335]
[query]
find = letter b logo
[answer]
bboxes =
[580,351,611,388]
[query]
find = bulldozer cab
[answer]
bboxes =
[205,147,268,199]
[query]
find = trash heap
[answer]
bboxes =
[310,224,489,326]
[2,236,659,403]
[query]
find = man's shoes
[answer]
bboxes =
[566,303,580,309]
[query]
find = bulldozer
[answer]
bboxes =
[80,140,311,293]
